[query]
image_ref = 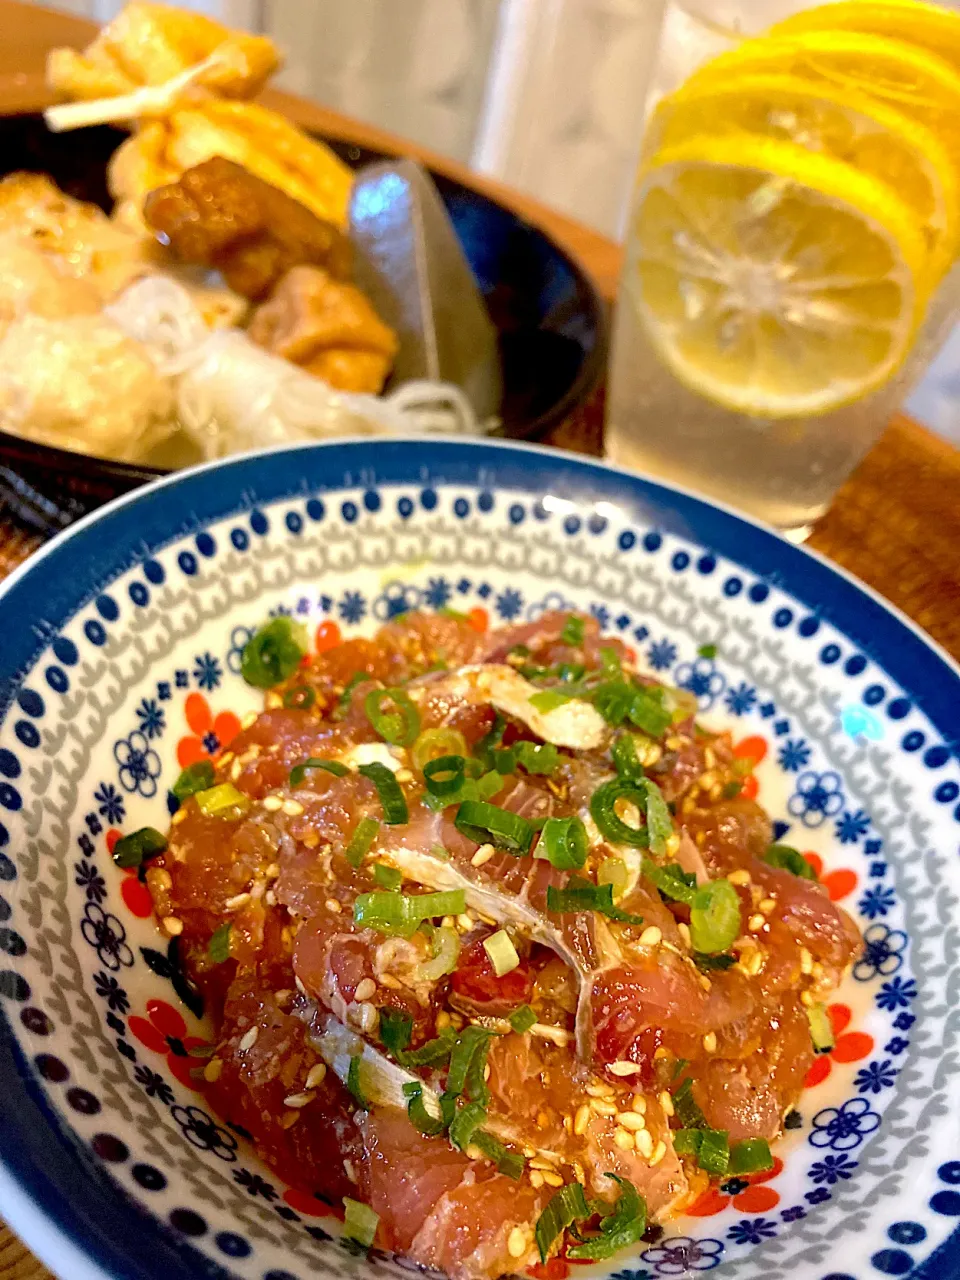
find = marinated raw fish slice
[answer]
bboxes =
[409,1173,548,1278]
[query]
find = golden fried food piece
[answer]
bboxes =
[0,234,102,338]
[143,156,352,301]
[107,101,354,230]
[47,2,280,102]
[248,264,399,394]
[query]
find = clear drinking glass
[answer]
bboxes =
[605,0,960,538]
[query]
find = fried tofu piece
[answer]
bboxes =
[143,157,352,301]
[47,2,280,102]
[248,264,399,394]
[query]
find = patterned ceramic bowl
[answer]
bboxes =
[1,439,958,1280]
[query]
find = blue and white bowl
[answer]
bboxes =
[1,438,959,1280]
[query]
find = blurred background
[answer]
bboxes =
[16,0,960,441]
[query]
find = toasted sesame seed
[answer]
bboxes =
[536,1111,551,1129]
[530,1170,545,1189]
[225,891,251,910]
[614,1127,635,1151]
[680,796,696,815]
[709,784,722,801]
[471,843,496,867]
[262,795,283,812]
[650,1140,667,1167]
[586,1082,615,1097]
[617,1112,647,1132]
[747,949,764,976]
[395,768,414,784]
[241,712,258,730]
[759,897,777,915]
[801,989,815,1007]
[275,989,294,1007]
[563,1115,572,1133]
[281,799,304,817]
[358,1003,379,1033]
[441,915,455,929]
[530,1157,554,1171]
[325,898,342,914]
[702,1032,717,1053]
[343,1158,357,1182]
[380,974,401,990]
[302,832,320,848]
[304,1063,327,1091]
[666,736,683,750]
[704,747,716,769]
[631,1094,647,1114]
[811,961,824,980]
[162,916,183,936]
[523,1145,537,1158]
[508,1227,527,1259]
[591,1099,618,1116]
[436,1011,452,1031]
[147,867,173,890]
[280,1111,300,1129]
[238,1027,259,1052]
[295,975,308,996]
[354,978,376,1002]
[574,1103,591,1136]
[264,889,277,906]
[265,692,283,709]
[203,1057,223,1082]
[748,913,765,932]
[638,926,662,948]
[635,1128,654,1158]
[727,869,751,886]
[677,922,692,948]
[659,1091,675,1117]
[456,914,473,932]
[608,1060,643,1077]
[284,1090,316,1108]
[541,1171,564,1187]
[171,810,187,826]
[699,770,716,790]
[230,758,243,781]
[800,947,813,975]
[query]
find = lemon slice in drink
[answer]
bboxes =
[633,135,927,418]
[772,1,960,73]
[684,31,960,186]
[646,72,960,280]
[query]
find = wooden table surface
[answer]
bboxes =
[1,4,959,1277]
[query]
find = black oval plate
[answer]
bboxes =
[0,114,606,528]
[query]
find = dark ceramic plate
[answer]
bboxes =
[0,113,606,529]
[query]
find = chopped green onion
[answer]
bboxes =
[373,863,402,890]
[546,876,644,925]
[599,647,622,677]
[403,1080,447,1136]
[597,856,629,901]
[343,1198,379,1249]
[729,1138,774,1175]
[672,1077,706,1129]
[689,878,741,954]
[697,1128,730,1176]
[722,780,743,800]
[454,800,535,855]
[207,922,232,963]
[424,754,467,796]
[445,1025,497,1103]
[172,759,215,802]
[673,1128,703,1157]
[346,1055,370,1108]
[112,826,167,869]
[762,844,817,880]
[529,690,575,713]
[627,684,672,736]
[560,616,586,647]
[590,777,652,848]
[412,727,468,775]
[492,741,561,776]
[364,687,420,747]
[697,643,718,660]
[807,1002,836,1053]
[667,687,699,724]
[566,1175,647,1261]
[438,607,469,622]
[472,1130,525,1179]
[241,617,308,689]
[483,929,520,977]
[357,761,408,824]
[555,662,586,683]
[643,778,673,856]
[591,681,635,726]
[422,769,505,813]
[538,816,588,870]
[290,756,350,786]
[473,714,506,771]
[379,1008,412,1059]
[694,952,736,971]
[535,1181,591,1262]
[611,734,645,781]
[401,1028,457,1069]
[642,858,697,905]
[195,783,249,818]
[508,1004,537,1034]
[448,1099,487,1151]
[353,889,466,937]
[283,684,316,711]
[334,671,366,720]
[416,925,460,981]
[344,817,380,868]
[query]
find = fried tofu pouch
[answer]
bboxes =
[46,2,279,102]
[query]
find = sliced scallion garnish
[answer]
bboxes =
[546,876,644,925]
[729,1138,774,1174]
[538,816,588,870]
[353,889,466,937]
[471,1130,525,1180]
[590,777,652,847]
[343,1198,379,1248]
[807,1001,836,1053]
[611,734,645,782]
[283,685,316,711]
[411,726,469,775]
[364,687,420,746]
[508,1004,537,1034]
[195,783,249,818]
[492,741,561,776]
[208,921,232,963]
[357,761,408,824]
[379,1008,412,1059]
[642,858,697,905]
[534,1181,591,1262]
[423,754,466,796]
[289,756,350,786]
[240,617,308,689]
[373,863,402,890]
[346,1055,370,1109]
[402,1080,448,1136]
[560,616,586,647]
[112,825,168,869]
[448,1099,488,1152]
[334,671,366,720]
[762,843,817,880]
[566,1174,647,1261]
[529,689,575,713]
[482,929,520,977]
[172,759,215,802]
[689,878,741,954]
[672,1076,706,1129]
[454,800,535,854]
[344,816,380,868]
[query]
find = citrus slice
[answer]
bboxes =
[632,134,927,418]
[772,1,960,75]
[645,72,960,279]
[683,30,960,186]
